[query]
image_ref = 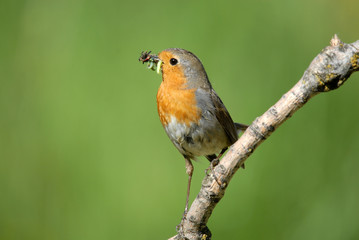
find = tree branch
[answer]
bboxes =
[169,35,359,240]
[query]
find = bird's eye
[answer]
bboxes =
[170,58,178,66]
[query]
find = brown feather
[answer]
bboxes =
[210,89,238,145]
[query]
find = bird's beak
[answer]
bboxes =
[139,51,163,74]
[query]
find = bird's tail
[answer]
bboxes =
[234,123,249,135]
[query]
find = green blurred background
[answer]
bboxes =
[1,0,359,239]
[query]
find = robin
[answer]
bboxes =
[139,48,248,215]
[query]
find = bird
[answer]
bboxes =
[139,48,248,216]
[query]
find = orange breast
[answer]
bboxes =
[156,60,201,126]
[157,85,201,126]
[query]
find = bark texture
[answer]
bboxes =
[169,35,359,240]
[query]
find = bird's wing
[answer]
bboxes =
[210,89,238,144]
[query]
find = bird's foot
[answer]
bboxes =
[205,158,219,175]
[205,158,221,185]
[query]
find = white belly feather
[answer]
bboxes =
[164,115,228,158]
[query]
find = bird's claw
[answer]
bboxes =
[205,158,221,186]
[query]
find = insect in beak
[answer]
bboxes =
[139,51,163,74]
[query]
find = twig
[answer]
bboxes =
[170,35,359,240]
